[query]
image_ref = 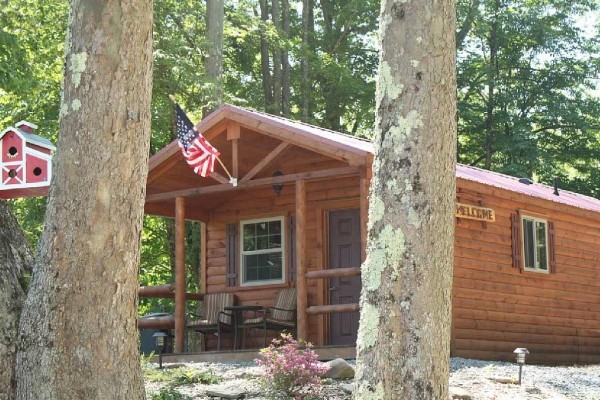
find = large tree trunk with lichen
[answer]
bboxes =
[0,201,32,400]
[14,1,153,399]
[354,0,456,399]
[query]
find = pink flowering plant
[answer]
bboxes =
[256,333,329,399]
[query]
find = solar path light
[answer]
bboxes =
[153,331,168,369]
[513,347,530,385]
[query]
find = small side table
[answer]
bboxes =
[224,305,263,350]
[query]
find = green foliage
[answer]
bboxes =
[150,387,193,400]
[456,0,600,195]
[170,369,221,387]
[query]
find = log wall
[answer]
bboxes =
[453,179,600,364]
[202,174,600,363]
[204,175,360,348]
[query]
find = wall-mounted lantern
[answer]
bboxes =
[272,170,283,196]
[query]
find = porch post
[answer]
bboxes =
[174,196,186,353]
[295,180,308,341]
[360,166,371,262]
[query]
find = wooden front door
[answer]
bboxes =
[328,208,361,345]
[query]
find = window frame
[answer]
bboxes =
[520,214,550,274]
[239,216,286,287]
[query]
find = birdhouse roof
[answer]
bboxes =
[0,125,56,151]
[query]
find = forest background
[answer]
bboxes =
[1,0,598,315]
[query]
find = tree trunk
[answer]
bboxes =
[281,0,291,117]
[301,0,312,122]
[484,0,499,170]
[354,0,456,399]
[204,0,225,115]
[259,0,273,110]
[0,201,32,400]
[15,1,153,399]
[272,0,282,115]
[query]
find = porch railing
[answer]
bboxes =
[305,267,360,315]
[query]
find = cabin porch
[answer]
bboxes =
[141,105,372,354]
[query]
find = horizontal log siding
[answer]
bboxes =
[453,179,600,364]
[204,176,360,348]
[201,173,600,362]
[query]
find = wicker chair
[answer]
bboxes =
[240,288,297,348]
[187,292,235,351]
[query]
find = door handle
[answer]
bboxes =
[329,286,337,292]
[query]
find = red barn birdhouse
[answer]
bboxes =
[0,121,55,199]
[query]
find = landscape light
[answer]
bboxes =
[513,347,530,385]
[153,331,168,369]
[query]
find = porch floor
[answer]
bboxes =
[153,345,356,364]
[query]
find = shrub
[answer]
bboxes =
[256,333,329,399]
[150,387,193,400]
[169,369,221,387]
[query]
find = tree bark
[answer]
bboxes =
[354,0,456,399]
[259,0,273,110]
[301,0,309,121]
[484,0,499,170]
[204,0,225,115]
[272,0,282,115]
[0,201,32,400]
[301,0,312,122]
[281,0,291,117]
[15,1,153,398]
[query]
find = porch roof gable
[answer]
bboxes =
[148,104,373,172]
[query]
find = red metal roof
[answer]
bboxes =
[217,104,373,155]
[457,164,600,214]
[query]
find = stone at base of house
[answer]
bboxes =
[205,385,246,399]
[449,386,472,400]
[341,383,354,394]
[325,358,355,379]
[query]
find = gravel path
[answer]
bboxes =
[145,358,600,399]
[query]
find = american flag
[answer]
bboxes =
[176,104,220,177]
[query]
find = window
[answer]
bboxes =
[240,217,285,286]
[521,215,549,272]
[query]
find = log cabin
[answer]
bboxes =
[144,104,600,364]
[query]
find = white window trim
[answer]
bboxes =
[521,214,550,274]
[240,216,286,286]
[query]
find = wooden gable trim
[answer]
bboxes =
[240,141,290,182]
[147,153,180,184]
[209,171,230,185]
[146,166,360,203]
[228,112,367,166]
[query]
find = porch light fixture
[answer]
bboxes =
[272,170,284,196]
[513,347,529,385]
[153,331,168,369]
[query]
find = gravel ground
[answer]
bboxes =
[144,358,600,399]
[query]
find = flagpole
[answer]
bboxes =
[168,94,237,186]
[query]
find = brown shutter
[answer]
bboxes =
[548,221,557,273]
[510,213,522,272]
[225,223,238,287]
[288,216,296,283]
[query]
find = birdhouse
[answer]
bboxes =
[0,121,55,199]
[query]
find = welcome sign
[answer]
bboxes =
[455,202,495,222]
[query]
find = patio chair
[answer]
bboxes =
[187,292,235,351]
[240,287,297,349]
